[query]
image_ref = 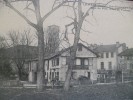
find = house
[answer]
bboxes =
[93,42,127,82]
[6,45,38,80]
[118,48,133,81]
[28,43,98,84]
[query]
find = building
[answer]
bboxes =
[118,48,133,81]
[7,45,38,80]
[28,43,98,83]
[45,25,60,54]
[93,42,127,82]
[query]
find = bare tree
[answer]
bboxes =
[2,0,68,91]
[7,30,35,80]
[0,35,12,78]
[63,0,130,91]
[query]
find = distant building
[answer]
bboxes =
[93,42,127,82]
[45,25,60,55]
[28,43,98,83]
[119,48,133,81]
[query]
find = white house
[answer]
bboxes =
[28,43,98,83]
[93,42,127,82]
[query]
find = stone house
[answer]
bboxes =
[28,43,98,83]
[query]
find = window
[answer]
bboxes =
[62,57,66,65]
[84,59,89,65]
[76,58,81,65]
[111,52,114,58]
[50,71,51,79]
[36,62,38,71]
[52,72,54,80]
[101,62,104,69]
[101,53,104,58]
[108,62,112,70]
[78,45,82,51]
[47,72,48,79]
[76,58,88,66]
[52,58,59,66]
[56,58,59,65]
[106,52,109,58]
[56,72,59,80]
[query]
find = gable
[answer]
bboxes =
[76,46,97,58]
[61,45,97,58]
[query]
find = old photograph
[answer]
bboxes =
[0,0,133,100]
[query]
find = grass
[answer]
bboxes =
[0,82,133,100]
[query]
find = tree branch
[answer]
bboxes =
[3,0,37,29]
[42,0,67,22]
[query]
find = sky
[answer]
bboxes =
[0,0,133,48]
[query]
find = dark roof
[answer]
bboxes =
[119,48,133,57]
[6,45,38,59]
[94,44,124,53]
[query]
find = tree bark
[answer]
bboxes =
[64,0,83,91]
[36,27,44,91]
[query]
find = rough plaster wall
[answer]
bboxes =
[97,52,117,70]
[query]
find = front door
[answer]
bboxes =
[88,72,90,79]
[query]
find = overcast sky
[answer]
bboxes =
[0,0,133,48]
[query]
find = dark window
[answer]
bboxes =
[108,62,112,70]
[50,71,51,79]
[106,52,109,58]
[52,60,54,66]
[101,53,104,58]
[101,62,104,69]
[111,52,114,58]
[78,45,82,51]
[56,72,59,80]
[52,72,54,80]
[52,58,59,66]
[88,72,90,79]
[29,62,31,71]
[36,62,38,71]
[47,60,49,70]
[56,58,59,66]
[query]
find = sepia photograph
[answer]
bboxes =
[0,0,133,100]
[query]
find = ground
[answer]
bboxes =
[0,82,133,100]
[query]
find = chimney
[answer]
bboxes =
[116,42,120,47]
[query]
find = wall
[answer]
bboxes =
[97,52,117,70]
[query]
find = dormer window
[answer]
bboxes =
[78,45,82,51]
[101,53,104,58]
[106,52,109,58]
[111,52,114,58]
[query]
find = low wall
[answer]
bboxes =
[0,80,22,87]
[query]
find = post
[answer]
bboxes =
[122,69,124,83]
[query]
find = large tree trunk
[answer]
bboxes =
[64,34,80,91]
[64,0,83,91]
[36,27,44,91]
